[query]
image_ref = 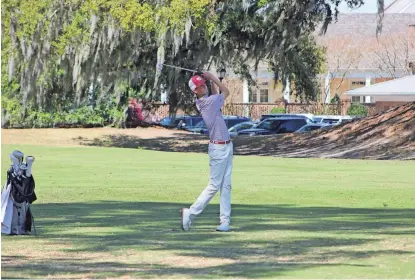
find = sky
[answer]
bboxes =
[337,0,395,13]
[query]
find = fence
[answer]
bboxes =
[150,101,379,120]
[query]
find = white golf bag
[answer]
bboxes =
[1,150,37,235]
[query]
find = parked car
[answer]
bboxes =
[158,115,203,130]
[260,113,315,123]
[238,117,310,136]
[177,115,204,130]
[295,123,333,133]
[186,116,252,134]
[186,120,208,134]
[228,121,258,137]
[224,115,252,128]
[158,116,183,128]
[313,115,354,125]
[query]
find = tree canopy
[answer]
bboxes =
[1,0,384,118]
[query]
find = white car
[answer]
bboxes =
[228,121,258,137]
[313,115,354,125]
[295,123,333,133]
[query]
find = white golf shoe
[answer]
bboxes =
[216,223,230,232]
[181,208,192,231]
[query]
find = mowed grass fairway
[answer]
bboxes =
[1,144,415,279]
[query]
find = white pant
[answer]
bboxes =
[189,142,233,224]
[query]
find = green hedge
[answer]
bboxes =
[270,107,286,114]
[347,103,368,117]
[1,97,126,128]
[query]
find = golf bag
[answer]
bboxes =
[1,151,37,235]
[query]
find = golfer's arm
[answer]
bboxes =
[209,75,230,99]
[210,82,219,95]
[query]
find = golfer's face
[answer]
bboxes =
[193,84,207,95]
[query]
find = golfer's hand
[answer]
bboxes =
[202,72,215,80]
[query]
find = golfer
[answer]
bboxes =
[181,72,233,232]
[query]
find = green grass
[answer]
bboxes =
[2,144,415,279]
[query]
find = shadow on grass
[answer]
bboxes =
[2,202,415,278]
[74,103,415,160]
[74,127,415,160]
[76,132,210,153]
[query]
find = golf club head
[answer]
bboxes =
[25,156,35,177]
[10,152,20,173]
[12,150,24,164]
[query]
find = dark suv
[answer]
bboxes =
[238,117,309,136]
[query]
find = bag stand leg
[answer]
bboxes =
[31,209,37,235]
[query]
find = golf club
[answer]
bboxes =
[13,150,24,165]
[156,63,199,73]
[26,156,35,177]
[10,152,20,174]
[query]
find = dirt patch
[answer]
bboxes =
[2,102,414,160]
[1,126,189,146]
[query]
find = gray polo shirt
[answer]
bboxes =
[195,94,230,141]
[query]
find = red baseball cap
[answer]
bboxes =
[188,75,206,91]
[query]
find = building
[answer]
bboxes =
[345,74,415,111]
[226,10,415,104]
[316,13,415,104]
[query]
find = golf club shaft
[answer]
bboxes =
[161,63,198,73]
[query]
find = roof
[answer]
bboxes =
[345,75,415,96]
[315,14,415,73]
[386,0,415,13]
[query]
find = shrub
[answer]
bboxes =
[1,98,130,129]
[270,107,286,114]
[347,103,368,117]
[331,94,340,103]
[1,96,25,128]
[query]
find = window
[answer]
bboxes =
[350,80,365,99]
[351,96,362,103]
[321,118,340,124]
[351,81,365,86]
[237,123,254,131]
[277,119,307,133]
[257,120,279,130]
[249,91,257,103]
[195,120,207,128]
[225,119,243,128]
[260,89,269,103]
[229,122,253,132]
